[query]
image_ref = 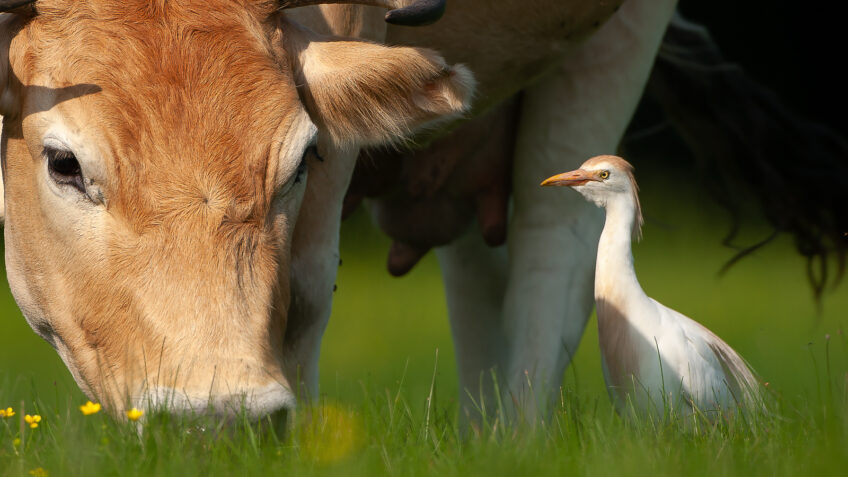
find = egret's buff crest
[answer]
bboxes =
[580,155,644,241]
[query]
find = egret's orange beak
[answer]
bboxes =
[540,169,592,187]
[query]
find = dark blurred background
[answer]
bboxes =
[682,3,846,139]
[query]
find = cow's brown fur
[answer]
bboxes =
[0,0,472,414]
[3,0,306,411]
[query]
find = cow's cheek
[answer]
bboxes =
[3,137,116,398]
[3,141,57,342]
[4,219,47,339]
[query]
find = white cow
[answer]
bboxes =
[285,0,678,420]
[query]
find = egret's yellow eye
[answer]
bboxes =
[599,170,610,180]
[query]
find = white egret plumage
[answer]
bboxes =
[542,155,760,420]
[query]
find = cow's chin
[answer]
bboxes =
[135,382,297,420]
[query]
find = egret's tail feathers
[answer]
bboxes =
[705,339,761,408]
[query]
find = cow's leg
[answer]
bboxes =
[279,6,387,404]
[436,227,509,424]
[282,143,358,402]
[502,0,677,418]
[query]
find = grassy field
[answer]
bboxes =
[1,170,847,476]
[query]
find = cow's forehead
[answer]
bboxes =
[26,0,297,137]
[21,0,307,228]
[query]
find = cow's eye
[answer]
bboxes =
[294,149,310,185]
[295,146,321,185]
[45,147,85,193]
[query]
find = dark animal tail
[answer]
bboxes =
[647,12,848,301]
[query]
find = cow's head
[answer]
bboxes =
[0,0,472,418]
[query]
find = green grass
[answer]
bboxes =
[1,172,847,476]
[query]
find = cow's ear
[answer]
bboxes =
[279,18,475,146]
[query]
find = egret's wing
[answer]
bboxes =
[649,299,758,410]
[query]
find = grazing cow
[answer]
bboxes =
[2,0,845,421]
[0,0,475,417]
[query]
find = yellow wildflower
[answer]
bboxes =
[126,408,144,421]
[0,407,14,418]
[79,401,102,416]
[301,403,363,464]
[13,438,21,447]
[25,414,42,429]
[29,468,48,477]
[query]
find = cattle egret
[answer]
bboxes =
[542,155,760,420]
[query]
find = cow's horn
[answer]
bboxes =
[0,0,36,12]
[278,0,446,26]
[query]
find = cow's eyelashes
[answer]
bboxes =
[278,145,316,198]
[305,145,323,162]
[294,145,319,185]
[45,147,85,193]
[294,153,308,184]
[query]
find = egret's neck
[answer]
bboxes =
[595,194,645,303]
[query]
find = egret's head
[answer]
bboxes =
[541,155,643,238]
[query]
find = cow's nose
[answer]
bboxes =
[136,382,295,419]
